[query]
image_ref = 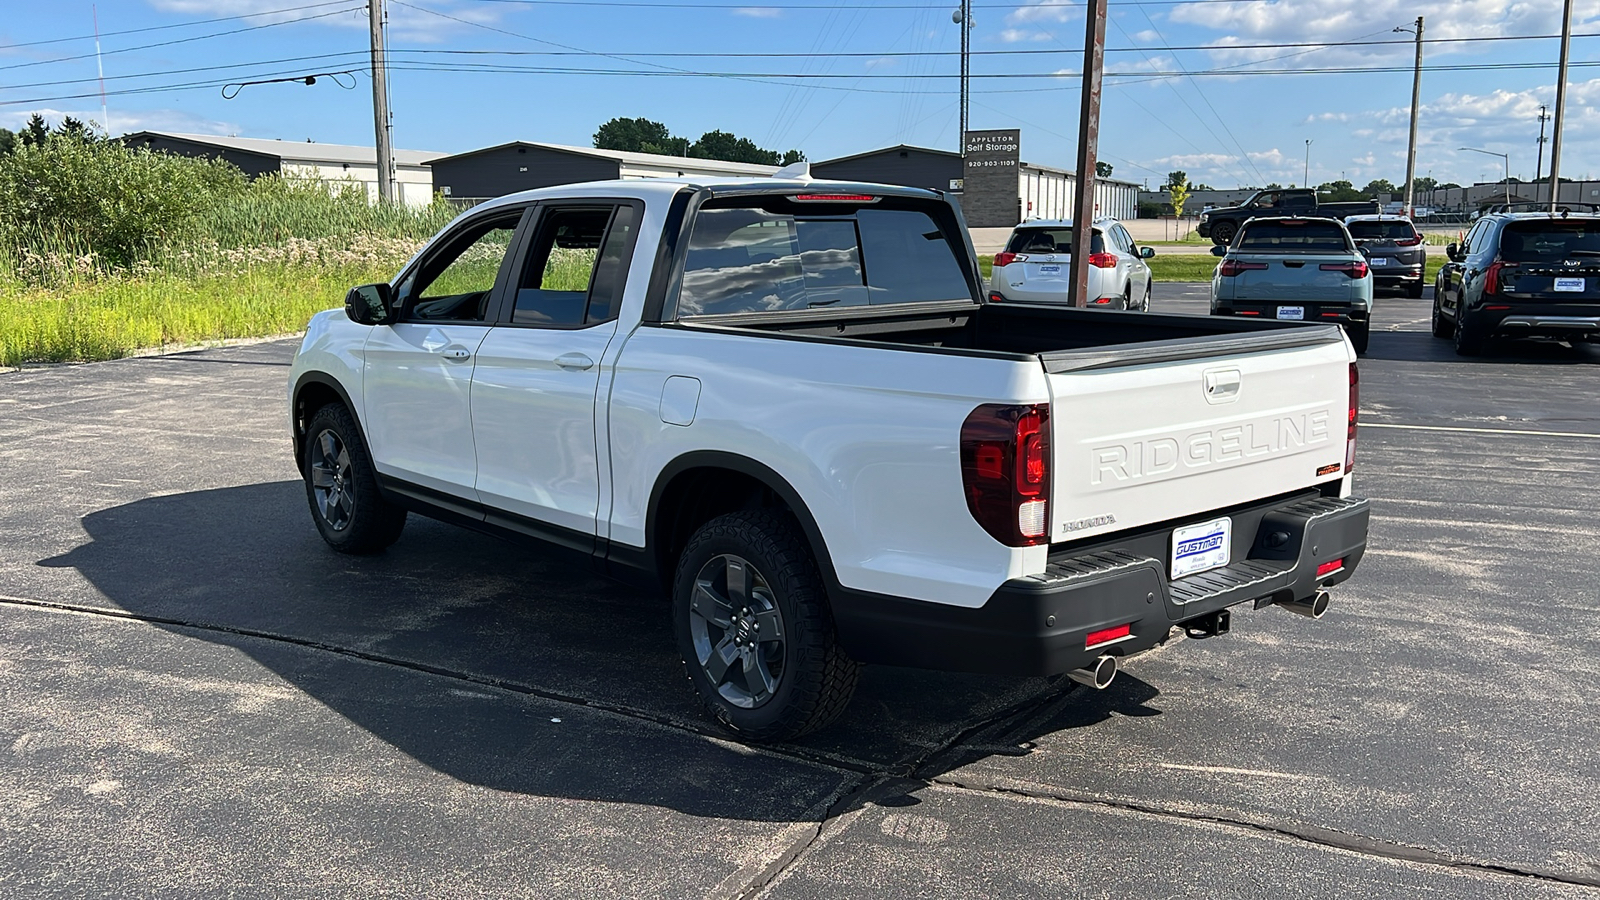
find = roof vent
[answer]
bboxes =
[773,161,811,181]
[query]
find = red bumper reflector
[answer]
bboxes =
[1086,623,1132,648]
[1316,559,1344,577]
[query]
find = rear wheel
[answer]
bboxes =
[303,404,406,553]
[1140,281,1152,312]
[1406,280,1425,299]
[1211,222,1237,246]
[1346,321,1370,355]
[1453,312,1487,356]
[673,510,859,741]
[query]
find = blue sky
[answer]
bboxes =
[3,0,1598,190]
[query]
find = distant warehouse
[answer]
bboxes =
[426,141,778,203]
[811,144,1140,226]
[122,131,444,206]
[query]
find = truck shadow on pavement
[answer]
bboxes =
[1365,329,1600,364]
[38,480,1155,821]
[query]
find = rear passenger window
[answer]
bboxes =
[1236,221,1349,252]
[513,205,636,327]
[1004,227,1106,255]
[676,204,968,316]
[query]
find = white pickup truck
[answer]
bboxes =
[288,171,1369,740]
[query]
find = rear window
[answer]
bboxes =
[676,204,970,316]
[1346,221,1418,241]
[1499,221,1600,263]
[1004,227,1105,255]
[1236,220,1350,253]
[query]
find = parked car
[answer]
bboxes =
[1433,210,1600,355]
[1210,216,1374,353]
[1344,214,1427,298]
[988,217,1154,310]
[290,175,1368,740]
[1198,189,1380,246]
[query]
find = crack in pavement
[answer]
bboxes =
[925,775,1600,891]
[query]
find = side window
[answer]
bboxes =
[1112,225,1134,253]
[1461,222,1485,256]
[404,214,521,322]
[513,205,635,327]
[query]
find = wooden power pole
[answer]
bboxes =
[1067,0,1109,308]
[369,0,396,204]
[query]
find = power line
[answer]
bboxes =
[0,6,366,73]
[459,0,1281,8]
[0,2,354,52]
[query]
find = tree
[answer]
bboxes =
[1095,161,1113,178]
[1167,170,1190,218]
[20,114,50,148]
[0,128,15,157]
[1412,176,1438,193]
[689,130,782,165]
[1265,182,1283,190]
[1316,180,1364,202]
[56,116,102,142]
[781,149,806,166]
[1361,178,1397,195]
[594,117,674,153]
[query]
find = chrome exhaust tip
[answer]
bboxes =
[1067,654,1118,690]
[1278,590,1331,619]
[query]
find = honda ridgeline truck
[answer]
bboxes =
[288,170,1370,741]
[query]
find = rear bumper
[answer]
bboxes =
[1212,300,1368,327]
[831,493,1369,677]
[1370,263,1424,285]
[1468,302,1600,339]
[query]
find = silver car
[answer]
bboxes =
[1209,215,1374,354]
[988,218,1155,310]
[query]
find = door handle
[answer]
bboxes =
[555,352,595,371]
[441,347,471,361]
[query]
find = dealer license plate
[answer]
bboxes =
[1370,257,1390,266]
[1039,264,1061,274]
[1555,277,1585,292]
[1172,517,1232,580]
[1276,306,1306,320]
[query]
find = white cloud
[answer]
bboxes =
[997,28,1054,43]
[0,106,241,138]
[149,0,501,43]
[1007,0,1075,25]
[733,7,784,17]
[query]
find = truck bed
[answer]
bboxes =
[684,300,1346,370]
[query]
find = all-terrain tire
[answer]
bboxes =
[302,403,407,554]
[673,510,860,741]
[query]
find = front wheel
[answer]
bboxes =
[1211,222,1237,246]
[1431,293,1453,338]
[302,404,406,553]
[1141,281,1152,312]
[673,510,859,741]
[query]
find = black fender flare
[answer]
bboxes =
[290,371,368,472]
[638,450,840,594]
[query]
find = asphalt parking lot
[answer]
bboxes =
[2,286,1598,898]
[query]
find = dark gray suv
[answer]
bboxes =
[1433,212,1600,356]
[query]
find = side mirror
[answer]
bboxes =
[1445,243,1460,262]
[345,283,394,325]
[1210,245,1228,257]
[1140,246,1156,259]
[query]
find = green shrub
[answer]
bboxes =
[0,137,245,268]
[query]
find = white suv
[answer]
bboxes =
[988,217,1155,310]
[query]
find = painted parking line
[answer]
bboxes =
[1363,422,1600,439]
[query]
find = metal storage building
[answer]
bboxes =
[426,141,778,202]
[122,132,444,206]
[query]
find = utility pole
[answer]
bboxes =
[1303,139,1311,187]
[1398,16,1423,218]
[954,1,972,158]
[1066,0,1108,308]
[369,0,397,205]
[1535,104,1549,187]
[1548,0,1573,213]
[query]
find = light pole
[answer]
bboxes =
[1459,147,1510,208]
[1304,139,1312,187]
[952,2,972,156]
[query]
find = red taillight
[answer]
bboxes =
[1345,362,1359,474]
[1086,623,1131,648]
[1320,261,1369,279]
[792,194,878,203]
[1088,252,1118,269]
[1395,234,1425,246]
[960,403,1051,546]
[1483,261,1515,295]
[1219,259,1268,277]
[989,292,1005,302]
[993,252,1025,267]
[1316,559,1345,577]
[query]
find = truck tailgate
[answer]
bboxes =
[1043,327,1351,543]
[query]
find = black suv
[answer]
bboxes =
[1433,211,1600,356]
